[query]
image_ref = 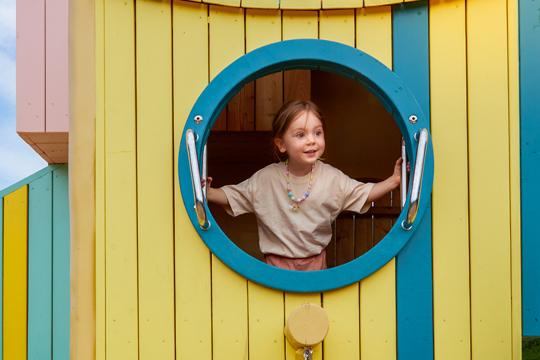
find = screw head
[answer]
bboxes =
[194,115,203,124]
[408,115,418,124]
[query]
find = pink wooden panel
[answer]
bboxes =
[16,0,46,132]
[45,0,70,132]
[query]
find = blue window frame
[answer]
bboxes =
[178,39,434,292]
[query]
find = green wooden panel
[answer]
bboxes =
[28,173,53,360]
[52,166,70,360]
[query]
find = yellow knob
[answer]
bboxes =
[284,303,329,349]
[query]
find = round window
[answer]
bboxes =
[178,39,434,292]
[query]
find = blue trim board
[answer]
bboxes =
[0,165,61,199]
[178,39,434,292]
[393,2,434,359]
[52,166,70,360]
[28,172,53,360]
[520,0,540,336]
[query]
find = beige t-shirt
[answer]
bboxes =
[221,161,374,258]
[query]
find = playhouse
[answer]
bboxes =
[1,0,539,359]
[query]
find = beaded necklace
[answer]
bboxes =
[285,159,315,212]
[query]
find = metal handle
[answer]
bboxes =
[186,129,210,230]
[400,138,407,208]
[401,128,428,231]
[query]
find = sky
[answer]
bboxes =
[0,0,47,190]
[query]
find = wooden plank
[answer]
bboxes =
[204,0,241,6]
[104,0,139,357]
[242,0,279,9]
[507,0,521,357]
[356,6,392,68]
[246,9,283,131]
[52,166,70,360]
[320,9,355,46]
[282,11,316,104]
[520,0,540,338]
[360,261,396,360]
[3,186,28,360]
[208,5,250,359]
[318,10,359,360]
[323,285,360,359]
[16,0,45,133]
[95,0,106,357]
[255,73,283,130]
[135,1,176,359]
[355,6,396,360]
[393,3,433,358]
[248,284,285,360]
[282,10,318,39]
[322,0,362,9]
[67,0,96,353]
[244,9,285,360]
[173,2,212,359]
[429,1,471,359]
[45,0,70,132]
[364,0,401,7]
[281,13,320,360]
[27,173,53,360]
[285,294,322,360]
[467,1,512,358]
[209,6,245,78]
[280,0,321,9]
[284,70,311,102]
[227,81,255,130]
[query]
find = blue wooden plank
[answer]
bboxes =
[393,2,434,359]
[27,173,53,360]
[520,0,540,337]
[52,166,70,359]
[0,165,60,199]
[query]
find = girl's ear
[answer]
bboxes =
[274,137,286,153]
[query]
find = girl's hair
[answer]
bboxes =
[272,100,324,139]
[271,100,325,160]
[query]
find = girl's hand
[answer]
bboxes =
[202,176,213,189]
[391,158,403,188]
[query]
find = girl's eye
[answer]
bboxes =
[315,131,323,136]
[295,133,304,138]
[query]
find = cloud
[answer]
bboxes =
[0,51,15,105]
[0,0,15,51]
[0,116,47,190]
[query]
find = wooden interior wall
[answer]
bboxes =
[94,0,521,359]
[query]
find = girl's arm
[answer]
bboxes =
[367,158,402,203]
[204,177,231,208]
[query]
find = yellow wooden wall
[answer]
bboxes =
[93,1,521,359]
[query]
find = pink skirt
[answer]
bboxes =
[265,249,327,271]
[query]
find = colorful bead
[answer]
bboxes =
[285,159,314,212]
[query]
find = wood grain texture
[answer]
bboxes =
[135,1,176,358]
[28,174,53,360]
[3,186,28,360]
[172,2,212,359]
[355,6,396,360]
[467,0,512,358]
[429,1,471,359]
[104,0,139,357]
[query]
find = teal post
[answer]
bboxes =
[393,2,434,359]
[28,173,53,360]
[520,0,540,336]
[52,166,70,359]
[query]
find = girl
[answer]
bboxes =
[205,100,402,271]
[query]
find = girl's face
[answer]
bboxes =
[274,110,325,173]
